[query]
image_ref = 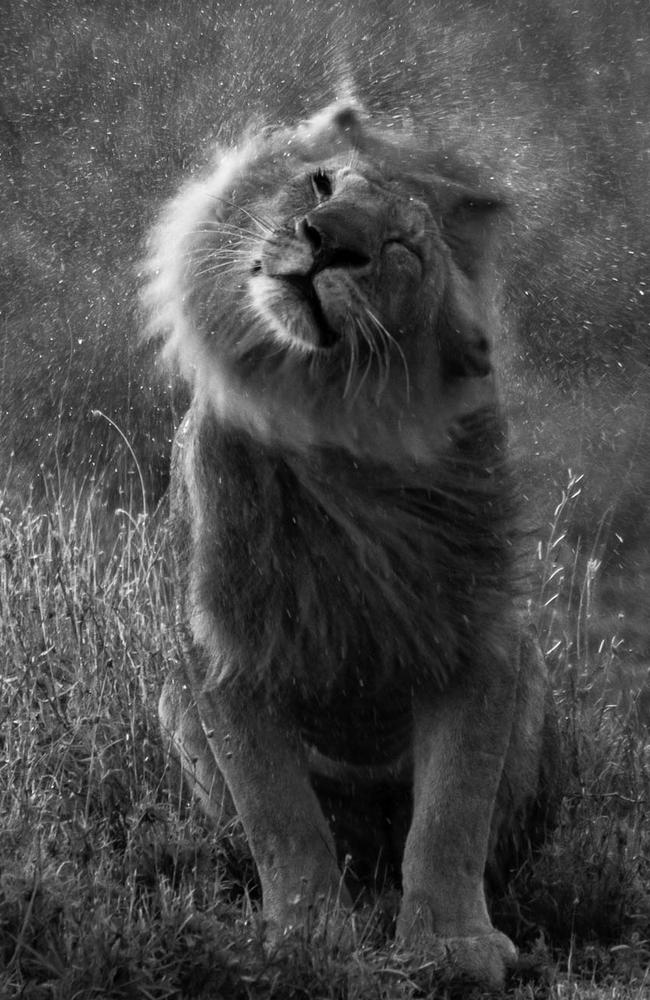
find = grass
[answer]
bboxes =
[0,476,649,999]
[1,3,649,994]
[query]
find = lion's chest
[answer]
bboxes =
[191,432,504,702]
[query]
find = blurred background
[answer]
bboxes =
[1,0,648,663]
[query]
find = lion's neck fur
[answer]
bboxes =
[185,403,521,706]
[189,351,497,466]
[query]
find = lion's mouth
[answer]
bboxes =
[248,266,367,354]
[281,274,340,349]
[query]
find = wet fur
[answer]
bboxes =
[148,103,559,990]
[174,405,519,702]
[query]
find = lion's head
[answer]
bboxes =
[143,103,507,460]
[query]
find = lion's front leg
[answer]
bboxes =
[193,684,351,940]
[159,664,235,827]
[396,657,518,989]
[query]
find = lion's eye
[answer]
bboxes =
[311,169,332,201]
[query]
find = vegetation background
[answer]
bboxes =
[1,1,649,997]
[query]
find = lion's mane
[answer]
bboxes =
[143,102,520,700]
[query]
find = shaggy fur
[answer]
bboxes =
[175,405,518,700]
[147,103,560,991]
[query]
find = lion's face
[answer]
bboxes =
[145,104,506,454]
[248,162,442,359]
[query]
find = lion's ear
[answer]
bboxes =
[441,188,509,278]
[290,101,367,159]
[331,105,364,141]
[435,187,508,377]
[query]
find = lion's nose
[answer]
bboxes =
[295,206,373,272]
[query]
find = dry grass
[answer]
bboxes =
[1,2,649,995]
[1,474,649,999]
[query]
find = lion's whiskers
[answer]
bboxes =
[193,261,247,279]
[191,252,251,279]
[207,194,275,236]
[353,317,382,403]
[186,230,256,279]
[185,245,250,258]
[365,309,411,403]
[361,314,391,401]
[192,216,269,246]
[340,316,379,404]
[216,223,267,241]
[342,323,360,401]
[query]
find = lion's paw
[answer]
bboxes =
[408,930,518,992]
[265,914,360,962]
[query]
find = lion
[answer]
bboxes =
[144,102,561,990]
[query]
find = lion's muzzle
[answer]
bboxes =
[295,204,375,274]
